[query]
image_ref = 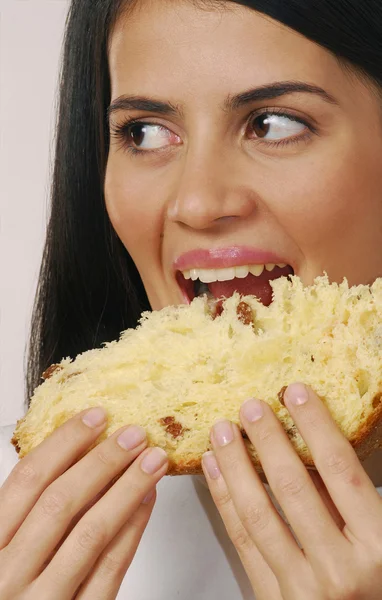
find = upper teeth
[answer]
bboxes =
[182,263,287,283]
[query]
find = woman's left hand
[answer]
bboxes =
[202,383,382,600]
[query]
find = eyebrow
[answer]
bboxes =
[107,80,339,120]
[225,81,339,110]
[107,97,181,120]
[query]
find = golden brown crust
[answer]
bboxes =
[348,391,382,459]
[10,434,21,454]
[166,455,266,476]
[166,390,382,475]
[11,391,382,473]
[10,417,24,454]
[167,458,203,476]
[277,385,288,406]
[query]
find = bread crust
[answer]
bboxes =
[11,391,382,477]
[348,391,382,460]
[166,390,382,475]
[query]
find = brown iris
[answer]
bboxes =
[251,114,271,138]
[129,124,147,147]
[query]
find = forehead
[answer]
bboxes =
[108,0,345,101]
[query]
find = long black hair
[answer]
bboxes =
[26,0,382,406]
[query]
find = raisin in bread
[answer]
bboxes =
[12,275,382,475]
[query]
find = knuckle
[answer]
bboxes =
[95,446,117,468]
[10,459,40,487]
[76,519,107,552]
[59,420,84,445]
[122,511,144,533]
[327,582,359,600]
[323,563,359,600]
[274,470,307,499]
[230,521,253,551]
[221,450,241,472]
[214,489,232,511]
[240,501,271,534]
[323,448,353,478]
[304,411,323,433]
[39,487,73,519]
[98,550,125,578]
[256,425,274,444]
[124,476,144,498]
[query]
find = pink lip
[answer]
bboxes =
[173,246,290,272]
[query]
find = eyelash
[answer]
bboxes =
[109,107,316,156]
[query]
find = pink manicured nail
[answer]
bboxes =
[140,448,168,474]
[202,451,221,480]
[285,383,309,406]
[117,426,146,450]
[82,407,107,428]
[212,420,234,446]
[241,398,264,422]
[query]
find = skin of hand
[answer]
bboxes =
[0,409,168,599]
[202,382,382,600]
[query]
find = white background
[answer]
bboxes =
[0,0,69,426]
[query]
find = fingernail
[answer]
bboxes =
[212,420,234,446]
[241,398,264,422]
[82,407,107,428]
[117,426,146,450]
[140,448,168,474]
[285,383,309,406]
[202,451,221,480]
[142,488,155,504]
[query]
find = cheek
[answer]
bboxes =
[104,159,164,265]
[270,136,382,257]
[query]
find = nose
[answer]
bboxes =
[167,149,257,230]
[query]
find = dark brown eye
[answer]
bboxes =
[251,114,271,138]
[122,122,178,151]
[248,112,306,141]
[129,124,147,147]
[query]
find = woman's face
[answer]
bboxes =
[105,0,382,310]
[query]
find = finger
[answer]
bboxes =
[209,419,307,582]
[74,489,157,600]
[5,420,149,584]
[37,476,124,573]
[308,471,345,532]
[202,452,284,600]
[283,383,382,545]
[0,407,109,549]
[35,448,168,598]
[240,397,347,570]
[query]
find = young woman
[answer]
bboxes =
[1,0,382,598]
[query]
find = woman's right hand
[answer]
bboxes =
[0,407,168,599]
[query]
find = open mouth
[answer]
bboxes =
[176,263,294,306]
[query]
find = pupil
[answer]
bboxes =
[252,115,270,138]
[130,124,146,146]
